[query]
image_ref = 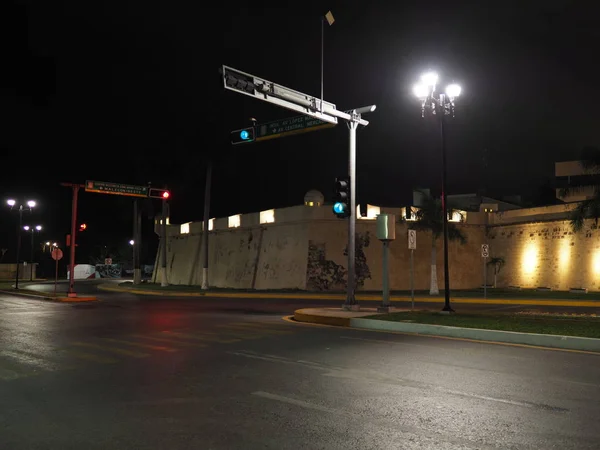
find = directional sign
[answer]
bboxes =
[85,180,148,198]
[220,65,338,125]
[255,115,335,142]
[408,230,417,250]
[481,244,490,258]
[51,248,63,261]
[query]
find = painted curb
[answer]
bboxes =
[292,310,600,353]
[0,289,97,303]
[349,318,600,353]
[98,284,206,297]
[96,284,600,307]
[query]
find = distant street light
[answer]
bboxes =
[23,224,43,281]
[129,240,134,246]
[6,199,36,289]
[413,71,461,312]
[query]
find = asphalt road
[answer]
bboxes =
[0,283,599,449]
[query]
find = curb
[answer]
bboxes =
[98,284,206,297]
[96,284,600,307]
[0,289,97,303]
[293,309,600,353]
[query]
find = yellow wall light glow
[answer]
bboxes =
[521,242,538,276]
[592,250,600,275]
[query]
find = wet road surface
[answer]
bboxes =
[0,283,599,449]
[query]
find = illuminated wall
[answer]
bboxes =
[488,220,596,290]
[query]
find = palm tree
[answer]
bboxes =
[487,256,505,288]
[409,190,467,294]
[561,147,600,232]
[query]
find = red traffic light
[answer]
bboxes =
[149,188,170,199]
[79,223,87,231]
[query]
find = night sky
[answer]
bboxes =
[1,1,599,266]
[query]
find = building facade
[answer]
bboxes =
[152,191,600,292]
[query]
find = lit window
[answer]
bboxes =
[208,218,214,231]
[306,201,314,206]
[180,222,191,234]
[228,214,241,228]
[260,209,275,224]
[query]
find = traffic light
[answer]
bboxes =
[149,188,170,199]
[220,66,257,95]
[79,223,87,231]
[230,127,255,145]
[333,177,350,218]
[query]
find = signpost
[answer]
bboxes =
[52,247,63,297]
[85,180,148,198]
[481,244,490,299]
[220,65,375,311]
[408,230,416,309]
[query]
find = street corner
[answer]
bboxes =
[293,307,382,327]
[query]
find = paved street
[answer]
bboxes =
[0,283,599,449]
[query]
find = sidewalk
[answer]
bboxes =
[98,283,600,307]
[292,307,600,353]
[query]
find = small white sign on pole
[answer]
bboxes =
[481,244,490,258]
[408,230,416,250]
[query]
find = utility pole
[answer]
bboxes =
[201,161,212,290]
[66,184,80,297]
[133,200,142,284]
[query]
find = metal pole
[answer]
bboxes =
[160,199,168,287]
[133,200,141,285]
[67,186,79,297]
[30,230,34,281]
[343,119,358,309]
[484,257,487,299]
[381,241,390,307]
[201,161,212,290]
[439,94,453,312]
[320,16,324,114]
[54,254,58,297]
[15,207,22,290]
[410,248,415,310]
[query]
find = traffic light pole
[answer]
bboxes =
[160,199,168,287]
[67,184,79,297]
[343,119,359,310]
[201,161,212,290]
[133,200,142,285]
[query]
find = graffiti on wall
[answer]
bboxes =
[306,231,372,291]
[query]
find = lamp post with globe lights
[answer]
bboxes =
[413,72,461,312]
[6,199,36,289]
[23,225,42,281]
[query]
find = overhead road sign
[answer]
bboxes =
[85,180,148,198]
[220,65,339,125]
[255,115,335,142]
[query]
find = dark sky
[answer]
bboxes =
[1,0,600,261]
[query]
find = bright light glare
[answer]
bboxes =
[23,226,30,231]
[7,199,15,207]
[413,84,429,99]
[420,72,438,87]
[36,225,42,231]
[27,200,36,208]
[45,241,50,246]
[52,242,58,247]
[522,243,538,276]
[446,84,461,98]
[129,240,134,245]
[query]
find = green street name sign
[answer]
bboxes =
[85,180,148,198]
[255,115,335,142]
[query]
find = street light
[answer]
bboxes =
[414,72,461,312]
[6,199,36,289]
[23,224,43,281]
